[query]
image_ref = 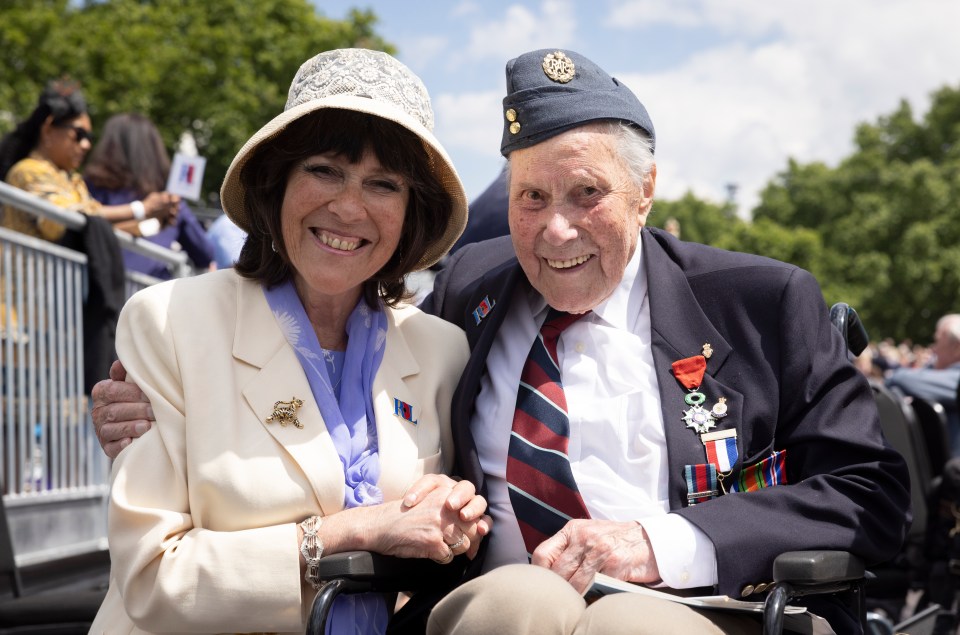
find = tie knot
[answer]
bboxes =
[541,308,588,340]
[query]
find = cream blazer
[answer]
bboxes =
[90,269,469,634]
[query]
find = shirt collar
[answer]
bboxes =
[526,234,647,328]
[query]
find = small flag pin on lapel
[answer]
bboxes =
[472,295,496,325]
[394,398,418,425]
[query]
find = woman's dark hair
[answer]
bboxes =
[0,79,88,180]
[235,109,453,308]
[84,113,170,197]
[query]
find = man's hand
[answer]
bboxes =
[531,520,661,594]
[91,360,153,459]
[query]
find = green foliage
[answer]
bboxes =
[649,191,741,246]
[650,85,960,342]
[0,0,393,203]
[751,85,960,342]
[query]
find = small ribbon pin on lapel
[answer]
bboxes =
[266,397,304,429]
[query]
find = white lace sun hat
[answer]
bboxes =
[220,48,468,270]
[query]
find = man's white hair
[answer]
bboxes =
[939,314,960,343]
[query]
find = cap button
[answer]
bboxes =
[505,108,517,122]
[509,122,521,135]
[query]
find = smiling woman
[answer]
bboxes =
[88,49,489,635]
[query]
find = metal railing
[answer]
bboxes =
[0,181,189,564]
[0,181,191,279]
[1,227,91,497]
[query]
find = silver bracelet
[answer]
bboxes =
[299,515,324,590]
[130,200,146,220]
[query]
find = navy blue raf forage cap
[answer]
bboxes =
[500,49,655,157]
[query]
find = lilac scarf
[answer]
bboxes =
[264,280,388,634]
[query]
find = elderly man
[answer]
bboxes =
[887,313,960,454]
[93,49,909,634]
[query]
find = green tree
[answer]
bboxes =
[0,0,393,203]
[753,86,960,342]
[649,191,742,246]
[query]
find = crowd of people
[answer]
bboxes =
[0,79,244,278]
[856,338,938,380]
[1,44,943,635]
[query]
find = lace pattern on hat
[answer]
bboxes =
[286,48,434,131]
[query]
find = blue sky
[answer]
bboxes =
[312,0,960,215]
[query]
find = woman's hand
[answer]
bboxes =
[142,191,179,221]
[321,475,491,564]
[401,474,492,560]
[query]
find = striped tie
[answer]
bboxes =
[507,308,590,557]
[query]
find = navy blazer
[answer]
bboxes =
[394,227,910,633]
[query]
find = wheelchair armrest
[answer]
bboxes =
[772,550,865,585]
[763,551,866,635]
[316,550,452,593]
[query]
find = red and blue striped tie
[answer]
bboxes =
[507,308,591,557]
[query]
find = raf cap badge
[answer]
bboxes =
[266,397,304,429]
[542,51,575,83]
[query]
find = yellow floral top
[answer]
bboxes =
[2,155,102,242]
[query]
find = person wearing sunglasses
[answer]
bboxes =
[0,79,178,242]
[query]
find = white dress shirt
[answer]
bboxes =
[472,240,718,588]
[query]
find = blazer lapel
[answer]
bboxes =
[234,278,345,516]
[643,231,744,509]
[373,308,422,502]
[452,259,523,490]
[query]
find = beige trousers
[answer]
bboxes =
[427,564,762,635]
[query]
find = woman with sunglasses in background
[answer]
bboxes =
[0,79,178,243]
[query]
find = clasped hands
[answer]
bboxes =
[386,474,492,564]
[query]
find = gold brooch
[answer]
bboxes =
[542,51,575,83]
[702,343,713,359]
[266,397,304,429]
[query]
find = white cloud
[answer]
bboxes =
[394,35,449,74]
[433,89,505,156]
[460,0,577,61]
[605,0,707,29]
[605,0,960,213]
[451,1,482,17]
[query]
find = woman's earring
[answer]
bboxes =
[271,241,278,253]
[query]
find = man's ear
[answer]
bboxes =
[645,164,657,201]
[639,164,657,220]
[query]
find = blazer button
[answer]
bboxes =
[753,582,769,594]
[741,584,755,597]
